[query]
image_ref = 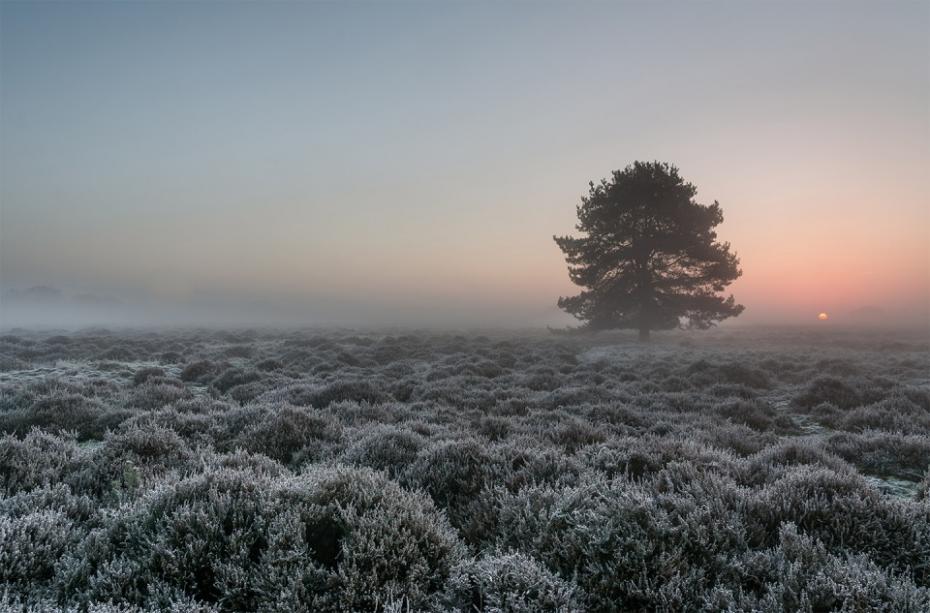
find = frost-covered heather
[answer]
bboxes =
[0,327,928,612]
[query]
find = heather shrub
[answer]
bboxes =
[0,430,79,494]
[340,424,426,477]
[126,380,190,410]
[255,358,283,371]
[578,439,666,480]
[0,483,95,525]
[918,467,930,502]
[235,404,342,465]
[223,345,253,358]
[836,395,930,434]
[227,381,267,403]
[132,366,166,386]
[403,439,505,543]
[159,351,183,363]
[707,382,759,399]
[714,398,778,431]
[442,551,583,612]
[493,441,583,491]
[493,480,676,610]
[60,466,464,610]
[263,467,466,610]
[287,379,391,408]
[795,376,863,410]
[714,523,930,611]
[546,415,607,453]
[749,467,930,584]
[410,379,496,411]
[697,423,779,456]
[125,407,215,444]
[0,593,219,612]
[584,403,648,430]
[67,424,195,497]
[98,346,136,361]
[739,441,852,486]
[1,393,113,439]
[685,359,771,389]
[180,360,215,382]
[212,368,261,394]
[1,510,82,594]
[521,368,561,391]
[3,329,929,609]
[210,448,289,478]
[475,415,512,441]
[404,439,499,507]
[825,432,930,480]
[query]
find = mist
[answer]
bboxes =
[2,0,928,332]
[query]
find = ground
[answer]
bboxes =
[1,326,928,611]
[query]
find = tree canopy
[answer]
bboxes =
[554,161,743,340]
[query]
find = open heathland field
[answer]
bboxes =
[1,327,929,612]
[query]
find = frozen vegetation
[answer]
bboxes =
[0,326,928,611]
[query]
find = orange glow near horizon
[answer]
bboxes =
[1,2,928,328]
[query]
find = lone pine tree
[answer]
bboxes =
[554,161,744,340]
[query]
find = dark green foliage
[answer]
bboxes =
[554,161,743,338]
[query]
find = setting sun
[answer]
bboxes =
[818,312,829,321]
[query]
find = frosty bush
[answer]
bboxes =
[0,430,79,495]
[442,551,583,612]
[340,424,426,477]
[132,367,166,386]
[795,376,864,410]
[492,479,679,610]
[211,367,261,394]
[2,328,928,610]
[403,439,506,545]
[235,404,342,465]
[749,467,930,584]
[712,523,930,611]
[180,360,215,382]
[59,466,464,611]
[286,379,391,408]
[739,441,852,486]
[826,432,930,480]
[1,510,83,595]
[714,398,778,431]
[127,380,190,410]
[67,424,195,498]
[0,393,114,439]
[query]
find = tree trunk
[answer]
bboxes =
[638,327,650,342]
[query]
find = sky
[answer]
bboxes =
[1,0,928,328]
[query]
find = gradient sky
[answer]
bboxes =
[1,1,928,327]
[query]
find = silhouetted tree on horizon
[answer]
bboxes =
[554,161,744,340]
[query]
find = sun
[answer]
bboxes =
[818,312,829,321]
